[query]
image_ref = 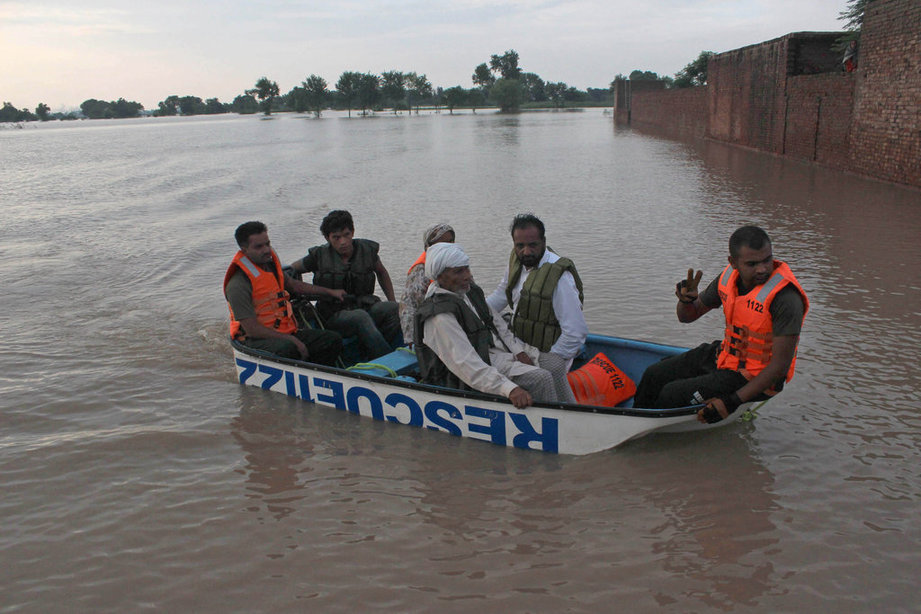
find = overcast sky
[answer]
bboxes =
[1,0,848,111]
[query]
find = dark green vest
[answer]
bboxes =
[506,250,584,352]
[415,283,495,389]
[309,238,379,319]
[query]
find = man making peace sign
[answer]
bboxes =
[633,226,809,423]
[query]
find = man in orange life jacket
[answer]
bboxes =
[633,226,808,423]
[224,221,342,365]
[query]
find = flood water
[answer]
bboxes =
[2,110,920,612]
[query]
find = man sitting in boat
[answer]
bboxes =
[633,225,809,423]
[289,210,402,360]
[224,221,343,365]
[486,214,588,404]
[414,242,561,409]
[398,223,456,346]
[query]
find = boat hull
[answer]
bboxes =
[230,335,751,455]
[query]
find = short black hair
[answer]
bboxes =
[509,213,545,239]
[235,221,267,248]
[320,210,354,237]
[729,225,771,258]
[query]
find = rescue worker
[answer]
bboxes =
[633,225,809,423]
[486,214,588,403]
[415,242,560,409]
[224,221,342,365]
[289,210,401,360]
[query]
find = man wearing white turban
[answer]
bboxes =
[414,243,560,409]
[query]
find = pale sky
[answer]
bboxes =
[1,0,847,111]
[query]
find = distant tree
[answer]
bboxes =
[491,78,522,112]
[35,103,50,121]
[248,77,280,115]
[0,102,36,122]
[232,94,259,114]
[112,98,143,118]
[586,88,610,103]
[520,72,547,102]
[303,75,328,117]
[674,51,714,88]
[443,86,466,114]
[837,0,872,48]
[178,95,205,115]
[405,72,432,113]
[204,98,227,114]
[629,70,661,81]
[563,86,584,104]
[357,72,380,115]
[380,71,406,111]
[489,49,522,80]
[840,0,872,30]
[157,95,179,116]
[546,81,568,108]
[472,63,495,93]
[467,87,485,113]
[286,86,307,113]
[80,99,112,119]
[336,71,361,117]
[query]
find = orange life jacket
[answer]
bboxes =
[407,251,426,275]
[567,352,636,407]
[716,260,808,391]
[223,249,297,339]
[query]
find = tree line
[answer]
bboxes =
[5,5,870,126]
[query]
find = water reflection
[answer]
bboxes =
[628,431,781,608]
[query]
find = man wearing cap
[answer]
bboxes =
[414,242,561,409]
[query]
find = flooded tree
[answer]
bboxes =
[248,77,280,115]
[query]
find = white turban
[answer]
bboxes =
[425,242,469,279]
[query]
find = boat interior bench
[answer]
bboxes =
[346,348,419,382]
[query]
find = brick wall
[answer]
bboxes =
[849,0,921,187]
[630,84,708,139]
[785,72,855,169]
[615,0,921,189]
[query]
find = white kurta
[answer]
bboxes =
[422,284,543,398]
[486,249,588,360]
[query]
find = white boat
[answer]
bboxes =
[231,333,766,455]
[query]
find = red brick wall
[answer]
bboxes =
[707,36,791,152]
[849,0,921,187]
[630,86,708,139]
[785,72,855,169]
[617,0,921,189]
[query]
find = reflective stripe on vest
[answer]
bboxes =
[715,259,808,391]
[223,249,297,339]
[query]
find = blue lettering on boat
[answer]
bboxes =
[385,392,423,426]
[424,400,463,437]
[314,377,346,409]
[347,385,383,419]
[234,358,560,451]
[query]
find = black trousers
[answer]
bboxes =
[633,340,750,409]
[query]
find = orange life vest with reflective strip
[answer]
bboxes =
[716,260,808,391]
[223,249,297,339]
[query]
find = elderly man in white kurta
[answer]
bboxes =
[486,214,587,403]
[414,243,560,409]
